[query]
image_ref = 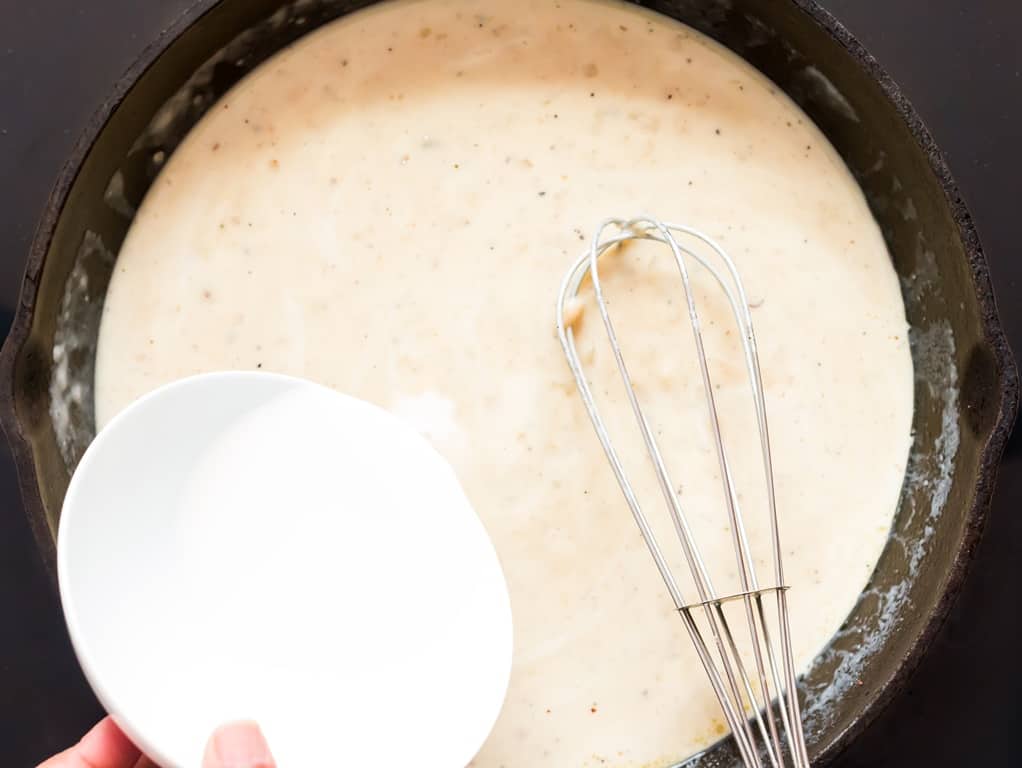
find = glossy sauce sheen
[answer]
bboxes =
[94,1,914,765]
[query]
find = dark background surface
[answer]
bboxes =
[1,1,1020,765]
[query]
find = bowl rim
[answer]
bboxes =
[0,0,1017,765]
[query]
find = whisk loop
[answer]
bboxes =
[556,217,810,768]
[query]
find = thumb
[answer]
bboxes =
[202,722,276,768]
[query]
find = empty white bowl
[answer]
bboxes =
[58,372,513,767]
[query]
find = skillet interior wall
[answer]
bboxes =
[7,0,1007,765]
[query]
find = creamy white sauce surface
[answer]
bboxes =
[95,1,914,765]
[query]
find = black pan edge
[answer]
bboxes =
[786,1,1020,763]
[0,0,220,582]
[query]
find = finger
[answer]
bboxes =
[202,721,276,768]
[38,717,142,768]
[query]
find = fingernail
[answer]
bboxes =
[211,721,274,766]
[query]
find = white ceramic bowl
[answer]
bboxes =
[58,372,513,767]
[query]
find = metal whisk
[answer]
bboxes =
[556,217,810,768]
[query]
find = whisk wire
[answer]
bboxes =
[560,229,765,767]
[556,217,810,767]
[651,222,789,767]
[589,220,782,767]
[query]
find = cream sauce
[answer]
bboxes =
[94,1,914,765]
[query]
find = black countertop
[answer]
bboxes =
[1,1,1019,765]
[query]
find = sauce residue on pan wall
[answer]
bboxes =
[94,1,914,765]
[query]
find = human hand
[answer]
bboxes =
[37,716,276,768]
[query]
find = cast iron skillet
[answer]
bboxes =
[0,0,1016,765]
